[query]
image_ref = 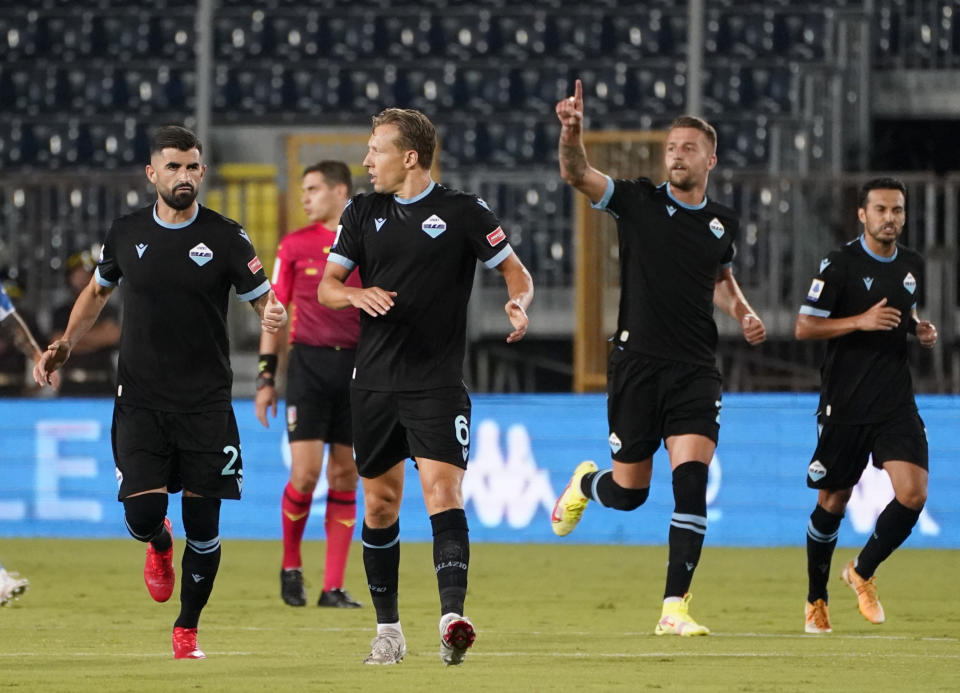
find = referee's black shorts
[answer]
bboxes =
[806,411,928,489]
[350,385,472,479]
[284,344,354,444]
[607,348,722,462]
[111,403,243,500]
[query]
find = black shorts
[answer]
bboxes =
[285,344,354,444]
[350,385,472,479]
[607,348,722,461]
[806,412,928,489]
[111,403,244,500]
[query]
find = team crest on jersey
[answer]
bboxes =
[188,243,213,266]
[248,256,263,274]
[486,226,506,246]
[808,460,827,483]
[903,272,916,294]
[819,258,831,273]
[709,217,724,238]
[422,214,447,238]
[807,278,825,301]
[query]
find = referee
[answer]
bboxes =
[34,125,287,659]
[796,177,936,633]
[318,108,533,666]
[550,80,766,636]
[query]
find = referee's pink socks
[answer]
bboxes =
[324,489,357,591]
[281,482,313,570]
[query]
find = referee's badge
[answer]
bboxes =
[188,243,213,266]
[422,214,447,238]
[903,272,917,294]
[708,217,725,238]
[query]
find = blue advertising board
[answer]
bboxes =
[1,394,958,547]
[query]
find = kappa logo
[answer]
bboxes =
[863,277,874,291]
[808,460,827,483]
[136,243,148,258]
[807,278,825,302]
[709,217,725,238]
[608,432,622,454]
[903,272,916,294]
[820,258,831,273]
[188,243,213,266]
[374,217,386,232]
[486,226,506,247]
[421,214,447,238]
[666,204,677,217]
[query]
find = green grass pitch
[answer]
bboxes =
[1,539,958,692]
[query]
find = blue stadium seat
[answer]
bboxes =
[450,65,510,113]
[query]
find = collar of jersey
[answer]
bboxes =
[663,182,708,210]
[859,234,897,262]
[394,180,435,205]
[153,202,200,229]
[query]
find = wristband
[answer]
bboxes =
[258,353,278,375]
[255,373,275,391]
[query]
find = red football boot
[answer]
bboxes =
[172,627,206,659]
[144,517,175,602]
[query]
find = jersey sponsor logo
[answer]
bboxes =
[421,214,447,238]
[709,217,725,238]
[486,226,506,247]
[305,267,318,275]
[807,460,827,482]
[819,258,831,273]
[608,432,622,454]
[374,217,386,232]
[188,243,213,266]
[135,243,148,258]
[903,272,916,294]
[807,278,825,301]
[863,277,874,291]
[666,204,677,217]
[248,256,263,274]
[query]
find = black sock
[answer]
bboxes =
[664,462,708,599]
[579,470,649,510]
[855,499,921,579]
[122,493,171,551]
[362,521,400,624]
[430,508,469,616]
[806,504,843,603]
[174,497,222,630]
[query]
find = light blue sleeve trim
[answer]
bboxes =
[590,175,615,211]
[799,305,831,318]
[483,244,514,269]
[237,279,271,302]
[721,261,733,269]
[94,267,117,288]
[328,253,356,272]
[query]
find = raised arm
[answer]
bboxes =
[496,253,534,343]
[795,298,901,341]
[714,267,766,345]
[556,79,611,203]
[33,275,113,385]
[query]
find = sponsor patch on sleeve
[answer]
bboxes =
[486,226,506,246]
[807,278,825,301]
[248,256,263,274]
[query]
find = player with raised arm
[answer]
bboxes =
[551,80,766,636]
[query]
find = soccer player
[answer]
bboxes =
[795,177,935,633]
[255,161,363,609]
[318,108,533,666]
[33,125,287,659]
[551,80,766,636]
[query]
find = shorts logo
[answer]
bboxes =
[807,279,825,301]
[820,258,831,273]
[808,460,827,482]
[462,446,469,461]
[709,217,725,238]
[421,214,447,238]
[904,272,916,294]
[486,226,506,247]
[608,432,622,454]
[287,405,297,432]
[189,243,213,266]
[863,277,874,291]
[248,256,263,274]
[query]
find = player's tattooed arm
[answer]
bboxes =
[556,79,609,203]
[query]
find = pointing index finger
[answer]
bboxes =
[574,78,582,107]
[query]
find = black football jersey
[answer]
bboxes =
[594,176,738,366]
[329,181,513,390]
[799,236,924,424]
[95,204,270,411]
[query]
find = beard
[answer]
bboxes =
[159,184,197,211]
[668,167,697,191]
